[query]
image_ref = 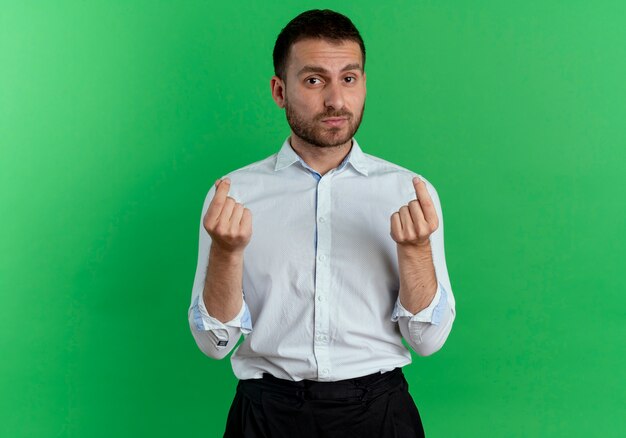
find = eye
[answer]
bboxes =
[306,77,321,85]
[344,76,357,84]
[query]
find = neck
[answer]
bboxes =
[289,134,352,176]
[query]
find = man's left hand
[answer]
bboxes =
[390,177,439,248]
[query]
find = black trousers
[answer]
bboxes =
[223,367,425,438]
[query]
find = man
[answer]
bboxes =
[188,9,456,437]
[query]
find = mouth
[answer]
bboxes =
[321,117,348,127]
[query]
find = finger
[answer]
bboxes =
[206,178,231,225]
[229,203,245,231]
[240,207,252,232]
[390,212,402,240]
[407,199,426,230]
[413,177,438,229]
[218,196,236,226]
[214,177,231,202]
[398,206,416,239]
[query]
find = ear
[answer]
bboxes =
[270,75,286,108]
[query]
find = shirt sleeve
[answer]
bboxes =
[389,175,456,356]
[391,281,446,324]
[187,182,254,360]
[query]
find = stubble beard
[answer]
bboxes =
[285,99,365,149]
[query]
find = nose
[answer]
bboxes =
[323,81,345,111]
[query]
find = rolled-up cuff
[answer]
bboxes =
[391,282,448,325]
[191,293,252,334]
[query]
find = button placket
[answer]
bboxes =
[313,175,333,381]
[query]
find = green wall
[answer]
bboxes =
[1,1,624,436]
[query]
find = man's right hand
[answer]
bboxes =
[203,178,253,254]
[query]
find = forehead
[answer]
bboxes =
[287,38,362,74]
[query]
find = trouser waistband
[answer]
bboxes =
[237,367,406,403]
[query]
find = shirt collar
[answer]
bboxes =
[274,136,369,176]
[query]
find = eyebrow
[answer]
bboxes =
[296,63,363,76]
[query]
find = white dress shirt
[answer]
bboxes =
[188,137,456,382]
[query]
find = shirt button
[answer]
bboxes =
[318,216,325,223]
[319,254,326,261]
[317,295,324,302]
[322,368,329,375]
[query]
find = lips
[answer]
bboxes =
[321,117,348,126]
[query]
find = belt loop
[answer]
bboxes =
[353,379,371,402]
[358,385,371,402]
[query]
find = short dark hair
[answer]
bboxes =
[273,9,366,82]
